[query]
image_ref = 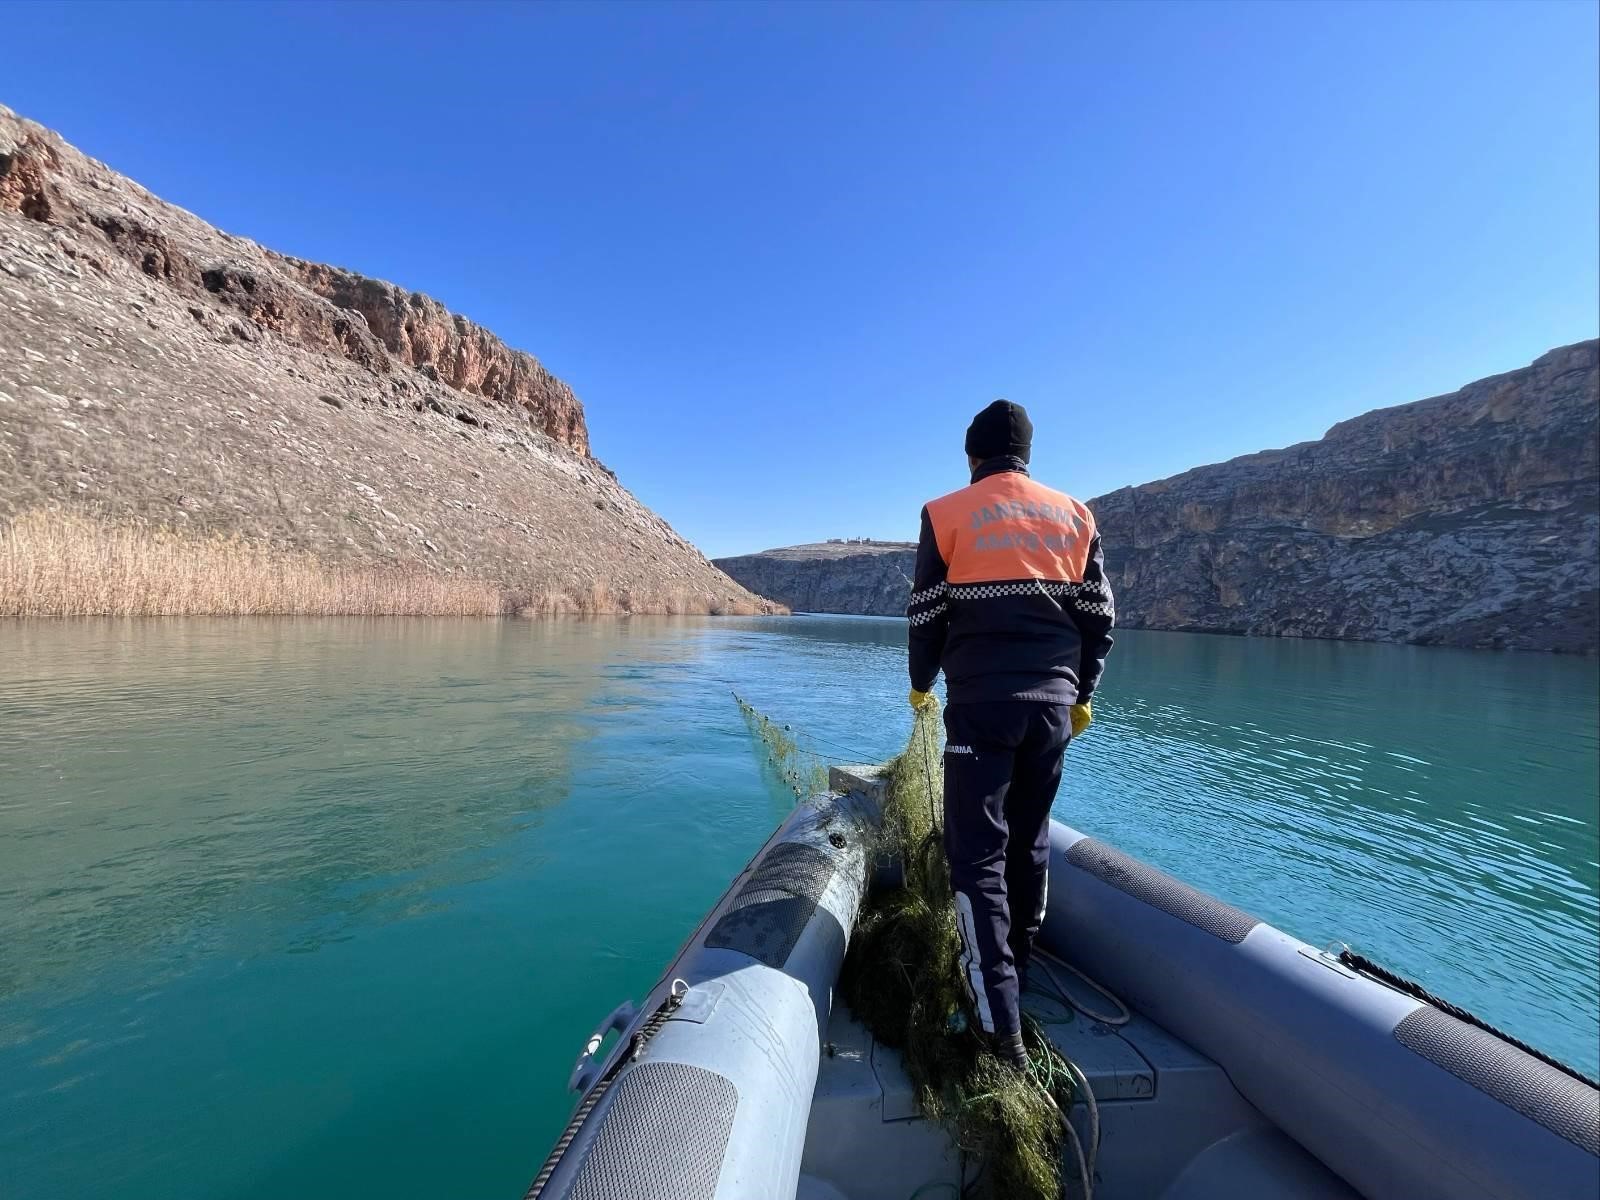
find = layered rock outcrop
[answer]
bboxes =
[282,261,588,452]
[0,107,587,454]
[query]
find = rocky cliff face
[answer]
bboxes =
[0,106,773,612]
[282,260,588,453]
[718,343,1598,650]
[1092,340,1598,651]
[713,542,917,615]
[0,108,587,454]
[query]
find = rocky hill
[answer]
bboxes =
[713,541,917,614]
[718,343,1598,650]
[0,105,774,614]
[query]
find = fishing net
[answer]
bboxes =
[733,692,830,802]
[839,701,1077,1200]
[731,695,1081,1199]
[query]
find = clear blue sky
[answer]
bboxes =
[4,1,1595,557]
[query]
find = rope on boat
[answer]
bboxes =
[521,985,685,1200]
[1037,1084,1092,1200]
[1034,953,1130,1029]
[1336,948,1598,1090]
[1027,959,1122,1200]
[1061,1056,1099,1184]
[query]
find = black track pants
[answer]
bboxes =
[942,701,1072,1038]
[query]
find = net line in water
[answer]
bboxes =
[714,678,880,764]
[732,692,832,801]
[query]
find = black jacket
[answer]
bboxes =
[907,457,1114,705]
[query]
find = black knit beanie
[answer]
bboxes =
[965,399,1033,463]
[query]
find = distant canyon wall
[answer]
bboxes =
[713,543,917,615]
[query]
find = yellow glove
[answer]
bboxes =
[1069,701,1093,738]
[909,689,937,713]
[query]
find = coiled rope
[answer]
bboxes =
[1034,952,1130,1028]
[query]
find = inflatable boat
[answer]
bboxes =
[524,766,1598,1200]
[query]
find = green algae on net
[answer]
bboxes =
[732,692,830,801]
[731,695,1080,1200]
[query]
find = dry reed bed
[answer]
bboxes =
[1,511,779,618]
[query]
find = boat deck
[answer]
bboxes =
[799,977,1360,1200]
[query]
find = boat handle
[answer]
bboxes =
[567,1000,638,1094]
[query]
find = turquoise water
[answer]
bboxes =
[1,617,1595,1199]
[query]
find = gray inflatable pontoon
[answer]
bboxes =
[525,767,1599,1200]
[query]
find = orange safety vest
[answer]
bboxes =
[924,471,1098,585]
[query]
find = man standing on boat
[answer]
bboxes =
[906,399,1115,1069]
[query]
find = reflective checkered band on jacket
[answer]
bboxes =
[909,602,948,626]
[946,580,1102,601]
[908,582,948,607]
[946,579,1114,617]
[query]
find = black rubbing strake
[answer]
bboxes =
[1065,837,1260,943]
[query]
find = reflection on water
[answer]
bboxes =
[0,620,608,999]
[0,617,1594,1200]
